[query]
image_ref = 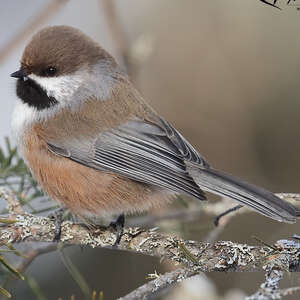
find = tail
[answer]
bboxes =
[186,162,297,223]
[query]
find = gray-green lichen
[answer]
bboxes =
[0,208,298,274]
[214,241,261,270]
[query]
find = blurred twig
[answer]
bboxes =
[16,244,59,274]
[0,243,66,299]
[60,249,92,300]
[0,0,69,63]
[259,0,299,9]
[0,137,44,212]
[127,207,204,228]
[246,268,300,299]
[117,268,197,300]
[26,276,47,300]
[128,198,249,230]
[100,0,130,72]
[279,286,300,297]
[57,291,104,300]
[100,0,154,81]
[259,0,281,9]
[277,193,300,206]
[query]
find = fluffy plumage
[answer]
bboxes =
[11,25,298,223]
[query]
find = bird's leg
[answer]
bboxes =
[109,214,125,247]
[78,214,125,247]
[214,205,243,226]
[59,213,125,246]
[48,208,67,242]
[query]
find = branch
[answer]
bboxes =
[259,0,281,9]
[2,188,24,216]
[100,0,154,81]
[16,243,59,274]
[0,189,299,275]
[119,239,300,299]
[246,267,300,299]
[0,0,69,63]
[0,188,299,299]
[117,268,198,300]
[100,0,130,72]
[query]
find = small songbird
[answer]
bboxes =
[10,26,298,228]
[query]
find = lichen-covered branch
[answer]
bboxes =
[118,239,300,299]
[0,188,299,299]
[246,267,300,299]
[0,196,299,274]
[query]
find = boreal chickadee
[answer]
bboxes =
[10,26,298,226]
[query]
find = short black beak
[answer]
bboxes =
[10,69,26,79]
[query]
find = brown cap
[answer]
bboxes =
[21,25,115,76]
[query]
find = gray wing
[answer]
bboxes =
[48,118,207,200]
[46,116,298,223]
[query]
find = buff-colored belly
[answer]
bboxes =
[22,130,171,218]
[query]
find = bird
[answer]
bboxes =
[10,26,298,234]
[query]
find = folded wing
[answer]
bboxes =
[48,117,207,200]
[47,116,297,223]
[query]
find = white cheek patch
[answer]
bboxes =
[29,73,85,103]
[28,62,117,108]
[12,62,121,146]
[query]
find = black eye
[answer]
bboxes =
[42,66,57,77]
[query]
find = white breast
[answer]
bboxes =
[11,100,37,145]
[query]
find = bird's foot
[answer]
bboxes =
[77,214,125,247]
[214,204,243,226]
[48,208,67,242]
[109,214,125,247]
[60,213,125,247]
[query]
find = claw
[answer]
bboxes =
[49,208,66,242]
[110,214,125,247]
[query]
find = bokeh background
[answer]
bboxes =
[0,0,299,299]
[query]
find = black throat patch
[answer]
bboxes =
[16,78,58,110]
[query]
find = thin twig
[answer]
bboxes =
[246,268,300,299]
[59,249,91,299]
[0,187,23,215]
[100,0,130,72]
[259,0,281,9]
[117,268,197,300]
[1,243,61,298]
[127,207,204,227]
[16,243,59,273]
[279,286,300,297]
[0,0,69,63]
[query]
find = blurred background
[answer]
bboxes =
[0,0,300,299]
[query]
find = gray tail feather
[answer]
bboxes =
[187,164,297,223]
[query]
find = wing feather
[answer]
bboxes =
[48,118,207,200]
